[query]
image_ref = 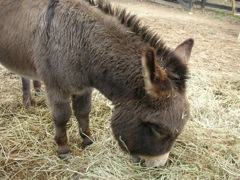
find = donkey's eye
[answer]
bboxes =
[150,127,167,139]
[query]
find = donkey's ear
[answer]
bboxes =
[142,47,171,98]
[175,38,194,63]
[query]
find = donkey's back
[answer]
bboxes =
[0,0,49,80]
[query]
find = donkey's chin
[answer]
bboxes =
[138,152,170,168]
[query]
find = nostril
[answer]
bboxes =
[138,153,169,168]
[132,155,141,163]
[140,159,146,167]
[142,159,167,168]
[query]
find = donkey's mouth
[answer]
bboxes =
[132,152,170,168]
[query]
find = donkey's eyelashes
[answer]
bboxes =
[150,126,168,139]
[144,122,172,138]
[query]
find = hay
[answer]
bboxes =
[0,1,240,179]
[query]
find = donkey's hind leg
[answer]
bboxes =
[46,88,72,158]
[21,77,31,108]
[72,89,93,147]
[33,80,42,95]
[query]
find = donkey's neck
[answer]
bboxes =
[51,0,154,102]
[88,45,146,103]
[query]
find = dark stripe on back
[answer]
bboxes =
[46,0,59,39]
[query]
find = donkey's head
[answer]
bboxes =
[111,39,193,168]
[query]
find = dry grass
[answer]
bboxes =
[1,67,239,179]
[0,1,240,179]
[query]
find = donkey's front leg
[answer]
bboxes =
[47,89,72,158]
[72,89,93,147]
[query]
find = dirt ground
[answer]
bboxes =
[120,0,240,73]
[0,0,239,179]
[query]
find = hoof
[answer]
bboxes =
[24,101,32,108]
[58,145,70,159]
[35,91,44,97]
[25,105,32,109]
[82,138,93,148]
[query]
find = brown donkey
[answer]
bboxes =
[0,0,194,167]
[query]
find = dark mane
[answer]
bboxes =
[84,0,188,87]
[85,0,167,54]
